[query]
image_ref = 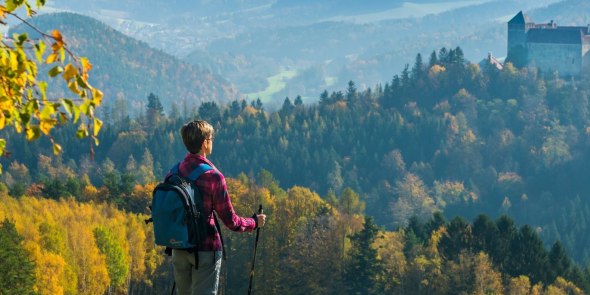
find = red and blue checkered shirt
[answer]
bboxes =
[170,153,257,251]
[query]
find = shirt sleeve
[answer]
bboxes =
[210,171,257,232]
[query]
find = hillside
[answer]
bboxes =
[3,184,588,294]
[184,0,563,106]
[10,12,239,114]
[38,0,564,109]
[6,42,590,267]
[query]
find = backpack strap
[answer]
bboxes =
[186,164,213,181]
[183,163,213,269]
[185,163,227,263]
[167,162,212,180]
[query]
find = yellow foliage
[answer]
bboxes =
[429,64,446,77]
[546,277,585,295]
[373,230,407,289]
[83,184,99,199]
[227,177,249,199]
[0,194,156,294]
[507,275,531,295]
[35,252,68,295]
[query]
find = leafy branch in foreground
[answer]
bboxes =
[0,0,103,173]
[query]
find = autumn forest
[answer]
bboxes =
[3,43,590,294]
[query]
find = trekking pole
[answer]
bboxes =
[247,205,263,295]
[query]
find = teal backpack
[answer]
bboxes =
[149,163,212,250]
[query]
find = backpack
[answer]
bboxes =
[148,163,213,249]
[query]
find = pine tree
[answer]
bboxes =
[0,219,36,294]
[548,241,571,282]
[472,214,498,256]
[411,53,424,81]
[428,50,438,67]
[508,225,549,284]
[146,92,164,130]
[343,216,382,295]
[198,101,221,122]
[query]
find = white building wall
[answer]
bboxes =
[527,43,582,76]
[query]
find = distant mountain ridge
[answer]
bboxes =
[29,0,581,109]
[10,12,238,114]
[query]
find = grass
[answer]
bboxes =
[246,69,297,103]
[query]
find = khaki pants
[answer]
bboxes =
[172,250,222,295]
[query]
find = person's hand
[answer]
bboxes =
[257,214,267,228]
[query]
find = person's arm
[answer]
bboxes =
[210,171,257,232]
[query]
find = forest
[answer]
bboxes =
[2,175,590,294]
[4,43,590,293]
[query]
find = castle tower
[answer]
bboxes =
[507,11,531,67]
[507,11,530,53]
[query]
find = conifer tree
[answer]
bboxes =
[548,241,572,283]
[344,216,381,295]
[145,92,164,130]
[0,219,36,294]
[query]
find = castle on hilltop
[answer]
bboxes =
[507,11,590,76]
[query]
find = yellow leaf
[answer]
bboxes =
[39,81,47,100]
[26,126,41,140]
[5,1,16,12]
[34,40,46,62]
[62,64,78,82]
[0,111,4,129]
[9,50,18,70]
[14,121,22,133]
[0,139,5,157]
[76,123,88,138]
[39,103,55,120]
[52,142,62,155]
[93,117,102,136]
[46,53,58,64]
[80,57,92,72]
[60,47,65,62]
[79,100,91,115]
[39,119,55,135]
[92,88,103,106]
[68,80,81,95]
[25,2,33,17]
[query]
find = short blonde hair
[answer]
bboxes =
[180,120,214,154]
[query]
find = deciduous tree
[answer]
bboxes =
[0,0,103,173]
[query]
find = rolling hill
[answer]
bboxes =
[26,0,587,110]
[10,12,239,115]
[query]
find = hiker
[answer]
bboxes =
[170,120,266,295]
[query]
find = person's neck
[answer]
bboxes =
[197,152,207,158]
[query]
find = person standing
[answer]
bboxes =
[171,120,266,295]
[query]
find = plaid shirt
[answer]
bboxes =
[169,153,257,251]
